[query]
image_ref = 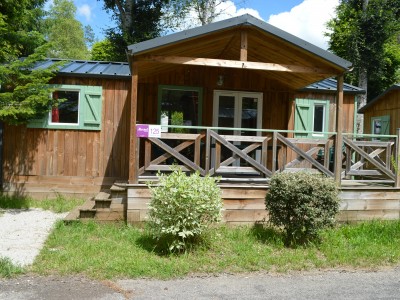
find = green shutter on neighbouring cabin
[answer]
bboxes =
[294,99,312,138]
[27,85,102,130]
[79,86,102,130]
[372,115,390,136]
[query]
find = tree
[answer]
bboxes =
[91,39,116,61]
[0,0,60,124]
[101,0,170,61]
[327,0,400,133]
[43,0,90,59]
[164,0,246,30]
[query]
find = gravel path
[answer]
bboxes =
[0,209,67,266]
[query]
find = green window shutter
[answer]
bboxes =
[79,86,102,130]
[381,115,390,135]
[294,99,312,138]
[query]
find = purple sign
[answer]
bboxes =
[136,124,162,138]
[136,124,149,138]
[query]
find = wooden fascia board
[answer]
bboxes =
[138,55,336,75]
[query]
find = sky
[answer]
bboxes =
[71,0,340,50]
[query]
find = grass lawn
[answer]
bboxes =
[30,220,400,280]
[1,193,399,280]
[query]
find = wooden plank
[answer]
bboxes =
[396,129,400,187]
[240,30,248,61]
[127,197,151,210]
[216,166,260,175]
[344,137,396,180]
[129,61,138,183]
[77,131,87,177]
[340,190,400,200]
[223,199,265,210]
[335,74,344,183]
[287,138,329,145]
[272,131,277,174]
[210,131,272,177]
[220,143,261,167]
[145,165,190,172]
[140,55,333,74]
[285,146,321,168]
[347,170,382,176]
[160,133,202,140]
[277,132,333,177]
[221,188,268,199]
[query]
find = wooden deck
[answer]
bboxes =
[123,182,400,225]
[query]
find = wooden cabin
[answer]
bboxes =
[359,84,400,136]
[2,15,399,223]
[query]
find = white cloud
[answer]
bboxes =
[77,4,92,22]
[268,0,339,49]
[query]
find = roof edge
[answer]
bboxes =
[358,84,400,113]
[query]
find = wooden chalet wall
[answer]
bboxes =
[289,92,355,134]
[3,76,131,198]
[136,65,293,130]
[363,89,400,135]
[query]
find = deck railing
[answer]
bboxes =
[137,126,400,187]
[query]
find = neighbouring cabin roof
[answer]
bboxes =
[33,59,131,79]
[127,14,352,90]
[358,84,400,113]
[300,78,365,94]
[36,59,362,94]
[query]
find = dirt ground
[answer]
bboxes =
[1,267,400,300]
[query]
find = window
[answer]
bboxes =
[50,90,79,125]
[28,85,102,130]
[158,85,202,130]
[371,115,390,137]
[294,99,329,138]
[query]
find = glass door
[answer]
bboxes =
[212,91,263,167]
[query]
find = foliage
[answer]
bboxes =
[0,257,24,278]
[0,44,62,124]
[265,172,340,246]
[171,111,187,133]
[0,0,47,62]
[327,0,400,101]
[0,0,61,124]
[101,0,170,61]
[91,39,116,61]
[42,0,90,59]
[164,0,246,30]
[146,169,222,253]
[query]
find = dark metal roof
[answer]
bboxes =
[33,59,131,79]
[300,78,365,94]
[128,14,352,71]
[359,84,400,113]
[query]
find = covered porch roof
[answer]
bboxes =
[127,14,352,90]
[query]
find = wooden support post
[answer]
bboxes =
[334,74,344,184]
[129,60,139,184]
[240,31,248,61]
[395,128,400,187]
[272,131,278,174]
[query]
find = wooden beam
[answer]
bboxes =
[128,61,139,184]
[395,128,400,187]
[334,74,344,184]
[240,31,248,61]
[139,55,334,74]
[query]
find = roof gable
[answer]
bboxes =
[359,84,400,113]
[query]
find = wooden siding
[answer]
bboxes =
[137,65,293,130]
[3,77,131,196]
[126,184,400,225]
[363,89,400,135]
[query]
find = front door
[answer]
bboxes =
[213,90,263,135]
[212,91,263,167]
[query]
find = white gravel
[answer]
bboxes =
[0,209,67,267]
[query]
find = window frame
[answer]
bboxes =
[27,84,103,131]
[48,88,81,127]
[311,101,328,137]
[294,98,330,138]
[157,85,203,128]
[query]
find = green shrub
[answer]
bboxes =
[147,169,222,253]
[265,172,340,246]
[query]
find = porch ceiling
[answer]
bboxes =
[129,15,352,90]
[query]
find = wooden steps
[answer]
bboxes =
[64,184,127,223]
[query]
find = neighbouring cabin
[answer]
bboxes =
[359,84,400,136]
[3,63,132,197]
[2,14,400,224]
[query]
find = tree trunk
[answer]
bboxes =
[356,66,368,134]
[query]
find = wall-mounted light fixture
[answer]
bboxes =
[217,75,224,86]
